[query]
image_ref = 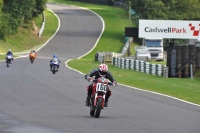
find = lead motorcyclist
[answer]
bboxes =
[29,49,37,60]
[50,54,61,71]
[5,49,14,63]
[30,49,37,54]
[85,64,117,107]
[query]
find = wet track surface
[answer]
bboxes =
[0,3,200,133]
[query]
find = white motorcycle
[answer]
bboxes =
[6,54,13,67]
[51,58,59,74]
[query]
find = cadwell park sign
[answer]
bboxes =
[139,19,200,39]
[138,19,200,78]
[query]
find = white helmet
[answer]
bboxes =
[99,64,108,76]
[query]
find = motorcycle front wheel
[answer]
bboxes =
[52,70,56,74]
[30,58,34,63]
[90,99,95,116]
[7,60,10,67]
[94,98,102,118]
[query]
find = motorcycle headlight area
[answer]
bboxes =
[7,56,12,59]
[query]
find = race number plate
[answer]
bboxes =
[96,83,107,93]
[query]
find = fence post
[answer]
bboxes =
[190,64,194,79]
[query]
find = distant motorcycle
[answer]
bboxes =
[6,54,13,67]
[51,58,59,74]
[87,76,115,118]
[29,52,37,63]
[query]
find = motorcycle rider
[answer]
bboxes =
[30,49,37,54]
[5,49,14,63]
[50,54,61,71]
[29,49,37,60]
[85,64,117,107]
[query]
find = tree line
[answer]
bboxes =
[122,0,200,44]
[1,0,199,40]
[0,0,47,40]
[127,0,200,23]
[64,0,200,23]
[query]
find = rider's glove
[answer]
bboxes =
[87,77,92,82]
[113,81,117,87]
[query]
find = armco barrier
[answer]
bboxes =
[96,37,132,63]
[112,57,167,77]
[98,52,123,64]
[38,12,46,37]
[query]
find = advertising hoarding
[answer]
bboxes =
[139,19,200,39]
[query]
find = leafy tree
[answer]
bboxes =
[0,13,9,40]
[33,0,47,17]
[0,0,3,39]
[0,0,7,40]
[22,0,36,22]
[130,0,169,19]
[2,0,37,33]
[3,0,24,33]
[128,0,200,20]
[0,0,2,10]
[163,0,200,20]
[0,0,47,40]
[141,0,169,19]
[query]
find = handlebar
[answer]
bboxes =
[108,82,114,86]
[86,78,116,87]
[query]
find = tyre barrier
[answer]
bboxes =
[113,57,167,77]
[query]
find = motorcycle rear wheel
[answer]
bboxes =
[94,98,102,118]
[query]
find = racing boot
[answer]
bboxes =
[105,90,111,107]
[104,99,108,107]
[85,97,90,106]
[57,65,59,72]
[10,59,13,64]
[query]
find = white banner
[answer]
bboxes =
[139,19,200,39]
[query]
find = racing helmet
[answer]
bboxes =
[99,64,108,76]
[8,49,11,52]
[53,54,57,58]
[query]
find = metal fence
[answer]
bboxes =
[38,12,45,37]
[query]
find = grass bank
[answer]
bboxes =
[0,9,58,58]
[49,0,200,105]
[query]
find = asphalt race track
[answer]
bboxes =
[0,3,200,133]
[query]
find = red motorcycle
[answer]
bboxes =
[88,76,115,118]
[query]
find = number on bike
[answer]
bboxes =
[96,83,107,92]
